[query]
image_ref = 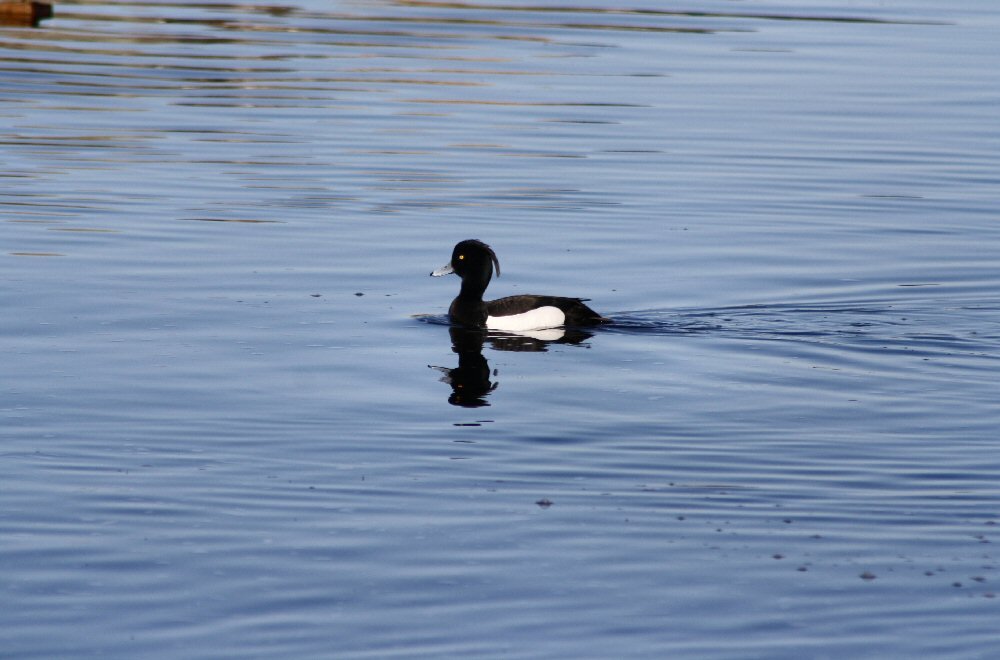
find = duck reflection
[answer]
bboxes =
[430,325,594,407]
[430,327,496,408]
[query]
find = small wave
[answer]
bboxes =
[603,300,1000,359]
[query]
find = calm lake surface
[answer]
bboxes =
[2,0,999,657]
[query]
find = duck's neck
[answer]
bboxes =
[458,264,492,302]
[450,268,492,327]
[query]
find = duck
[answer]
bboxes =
[430,239,608,331]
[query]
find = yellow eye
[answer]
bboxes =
[458,254,464,260]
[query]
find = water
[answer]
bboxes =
[2,1,999,657]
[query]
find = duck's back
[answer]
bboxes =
[487,294,607,329]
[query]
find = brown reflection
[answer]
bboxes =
[0,0,712,115]
[0,0,51,27]
[0,0,938,255]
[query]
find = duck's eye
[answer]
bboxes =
[458,254,464,260]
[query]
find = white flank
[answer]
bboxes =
[486,306,565,332]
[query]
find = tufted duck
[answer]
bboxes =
[431,239,608,331]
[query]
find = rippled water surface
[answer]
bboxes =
[3,1,999,657]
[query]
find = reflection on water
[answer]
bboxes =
[431,326,498,407]
[0,0,961,233]
[430,323,595,406]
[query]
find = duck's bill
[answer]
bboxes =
[430,262,454,277]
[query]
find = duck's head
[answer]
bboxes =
[430,239,501,287]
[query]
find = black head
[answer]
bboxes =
[430,239,501,291]
[449,239,500,281]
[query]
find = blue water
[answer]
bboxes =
[3,1,999,657]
